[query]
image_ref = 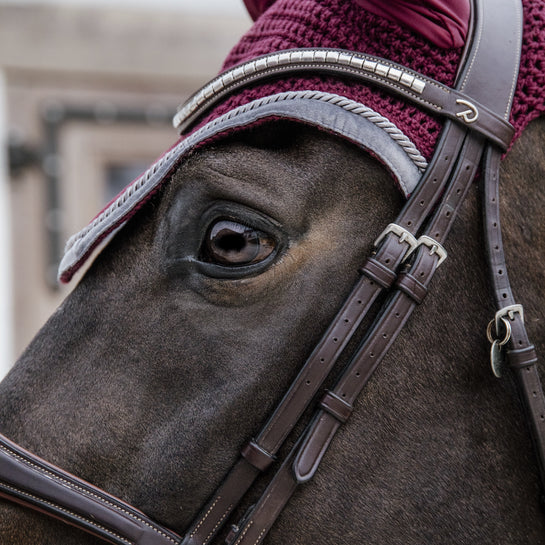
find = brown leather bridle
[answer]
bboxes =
[1,1,544,544]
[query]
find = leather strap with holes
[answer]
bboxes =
[224,1,531,543]
[227,127,485,545]
[482,146,545,491]
[179,105,467,545]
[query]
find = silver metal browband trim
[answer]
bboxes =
[173,48,427,133]
[171,47,515,153]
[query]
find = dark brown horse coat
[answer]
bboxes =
[1,117,544,543]
[1,0,545,543]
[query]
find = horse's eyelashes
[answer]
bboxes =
[163,200,286,280]
[203,219,276,267]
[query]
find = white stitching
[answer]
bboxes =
[0,445,179,544]
[506,4,523,120]
[189,496,220,537]
[203,504,232,544]
[0,482,133,545]
[232,520,252,545]
[460,0,484,93]
[252,528,266,545]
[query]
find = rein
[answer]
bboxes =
[1,1,544,544]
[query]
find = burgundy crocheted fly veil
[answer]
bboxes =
[58,0,545,284]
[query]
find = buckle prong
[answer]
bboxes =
[495,304,524,332]
[374,223,418,260]
[416,235,447,267]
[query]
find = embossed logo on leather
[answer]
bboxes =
[455,98,479,123]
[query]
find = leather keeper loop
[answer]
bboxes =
[360,258,397,289]
[508,345,538,369]
[240,441,275,472]
[396,272,428,304]
[319,390,353,424]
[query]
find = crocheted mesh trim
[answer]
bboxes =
[513,0,545,139]
[192,0,545,160]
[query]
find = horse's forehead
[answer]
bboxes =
[57,0,545,285]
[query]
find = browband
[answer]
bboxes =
[173,48,514,151]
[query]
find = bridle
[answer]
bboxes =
[1,1,544,544]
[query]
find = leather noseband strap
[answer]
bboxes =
[0,435,181,545]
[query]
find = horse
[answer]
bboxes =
[1,0,545,544]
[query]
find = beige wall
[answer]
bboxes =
[1,3,250,362]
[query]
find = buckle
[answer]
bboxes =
[495,304,524,332]
[486,305,523,379]
[374,223,418,260]
[415,235,447,267]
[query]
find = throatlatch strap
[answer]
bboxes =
[482,147,545,492]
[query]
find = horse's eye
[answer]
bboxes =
[203,219,276,266]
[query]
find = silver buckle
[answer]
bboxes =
[487,304,522,379]
[416,235,447,267]
[374,223,418,260]
[495,304,524,332]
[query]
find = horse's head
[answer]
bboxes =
[1,1,545,544]
[1,118,407,542]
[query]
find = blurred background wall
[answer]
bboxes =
[0,0,251,378]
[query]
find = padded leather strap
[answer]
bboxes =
[229,130,485,544]
[295,132,483,483]
[0,435,181,545]
[226,1,526,543]
[181,122,468,545]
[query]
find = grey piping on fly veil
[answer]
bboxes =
[58,90,427,282]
